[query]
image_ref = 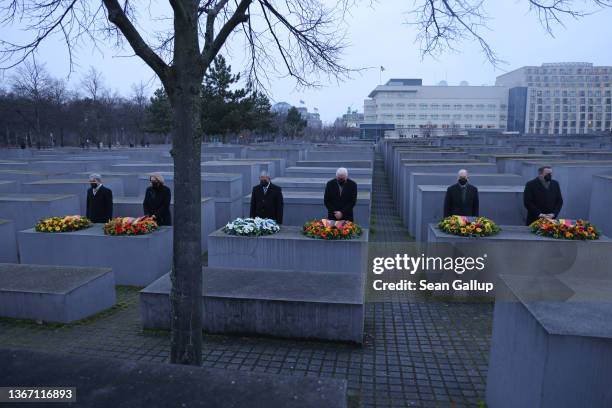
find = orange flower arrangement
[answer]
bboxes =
[35,215,92,233]
[103,216,159,236]
[302,219,362,240]
[530,218,600,240]
[438,216,500,237]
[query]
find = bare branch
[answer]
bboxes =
[102,0,171,82]
[201,0,252,66]
[408,0,611,66]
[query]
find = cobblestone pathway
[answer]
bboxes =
[0,154,493,408]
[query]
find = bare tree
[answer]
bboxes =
[48,78,69,147]
[11,57,52,147]
[1,0,609,366]
[80,67,108,146]
[81,66,105,103]
[0,0,351,366]
[130,81,149,145]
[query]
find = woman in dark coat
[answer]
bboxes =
[143,173,172,226]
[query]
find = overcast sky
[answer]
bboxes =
[1,0,611,124]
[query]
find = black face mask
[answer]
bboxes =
[543,174,552,182]
[152,182,161,189]
[90,183,98,189]
[458,178,468,186]
[337,179,346,185]
[260,180,269,187]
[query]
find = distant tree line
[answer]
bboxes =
[0,60,156,148]
[0,55,317,147]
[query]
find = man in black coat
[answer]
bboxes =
[143,173,172,226]
[86,174,113,223]
[324,167,358,222]
[523,166,563,225]
[250,171,284,223]
[443,169,479,218]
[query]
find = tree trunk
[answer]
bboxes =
[168,3,204,366]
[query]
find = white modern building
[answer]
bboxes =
[362,79,508,138]
[496,62,612,135]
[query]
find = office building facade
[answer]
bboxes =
[496,62,612,135]
[362,79,508,138]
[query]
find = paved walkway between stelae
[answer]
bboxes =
[0,153,492,408]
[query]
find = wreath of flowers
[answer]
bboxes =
[438,215,501,237]
[35,215,92,233]
[302,219,362,240]
[103,216,159,236]
[222,217,280,236]
[529,218,600,240]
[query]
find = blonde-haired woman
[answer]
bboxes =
[143,173,172,226]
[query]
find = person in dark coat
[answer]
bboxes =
[143,173,172,226]
[443,169,479,218]
[249,171,284,224]
[523,166,563,225]
[86,173,113,223]
[324,167,358,222]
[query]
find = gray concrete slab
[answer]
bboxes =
[110,163,174,174]
[0,219,18,263]
[242,191,371,227]
[18,225,172,286]
[486,275,612,408]
[589,175,612,236]
[406,173,524,234]
[0,193,80,230]
[21,178,124,214]
[219,158,286,178]
[202,161,261,196]
[306,149,374,162]
[0,264,116,323]
[272,177,372,192]
[28,160,105,173]
[113,196,215,251]
[0,180,18,193]
[208,225,368,275]
[0,170,49,187]
[141,268,364,343]
[415,185,525,241]
[397,163,499,215]
[245,146,305,166]
[136,172,244,201]
[285,167,372,179]
[296,160,372,169]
